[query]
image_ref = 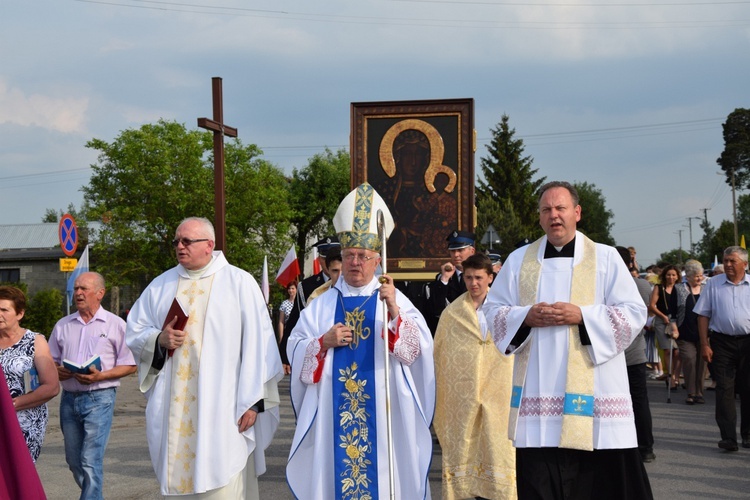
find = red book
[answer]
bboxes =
[162,297,189,357]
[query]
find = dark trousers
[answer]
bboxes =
[710,332,750,442]
[516,447,653,500]
[627,363,654,454]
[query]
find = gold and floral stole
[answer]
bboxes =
[166,275,214,493]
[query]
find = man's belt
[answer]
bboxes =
[710,330,750,337]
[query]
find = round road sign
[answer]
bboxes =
[59,214,79,257]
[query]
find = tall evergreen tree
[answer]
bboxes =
[695,212,716,265]
[476,114,545,256]
[717,108,750,189]
[575,181,615,245]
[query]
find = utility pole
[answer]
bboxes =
[676,229,684,266]
[731,167,738,246]
[687,216,702,256]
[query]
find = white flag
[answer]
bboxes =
[67,245,90,305]
[261,255,270,305]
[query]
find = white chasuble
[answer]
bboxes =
[167,275,214,494]
[125,251,283,497]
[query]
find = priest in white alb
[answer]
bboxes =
[286,183,435,499]
[484,181,653,500]
[126,216,283,498]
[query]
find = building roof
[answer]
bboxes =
[0,222,100,252]
[0,223,60,250]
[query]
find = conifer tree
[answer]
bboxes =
[476,114,546,257]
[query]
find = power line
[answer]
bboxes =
[0,167,91,181]
[71,0,750,29]
[395,0,750,6]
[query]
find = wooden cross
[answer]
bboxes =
[197,77,237,252]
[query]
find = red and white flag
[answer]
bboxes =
[276,245,300,288]
[312,246,321,275]
[261,255,270,304]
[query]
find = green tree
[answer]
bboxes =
[717,108,750,189]
[736,193,750,243]
[695,213,716,265]
[476,114,546,254]
[288,148,351,267]
[575,181,615,245]
[23,288,64,338]
[695,219,736,268]
[82,119,292,286]
[42,203,85,223]
[42,203,91,245]
[657,249,691,267]
[712,220,737,255]
[476,196,538,259]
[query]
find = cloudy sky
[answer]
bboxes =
[3,0,749,265]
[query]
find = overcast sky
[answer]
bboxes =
[2,0,749,266]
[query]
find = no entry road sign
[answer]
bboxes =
[59,214,79,257]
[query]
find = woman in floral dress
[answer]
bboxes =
[0,286,59,461]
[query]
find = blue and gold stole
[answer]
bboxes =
[332,290,380,499]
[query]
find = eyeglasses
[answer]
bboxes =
[172,238,209,248]
[342,252,378,264]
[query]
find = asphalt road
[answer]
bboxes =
[35,374,750,499]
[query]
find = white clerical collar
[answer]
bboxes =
[186,255,216,279]
[339,279,376,297]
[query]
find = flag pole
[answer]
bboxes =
[377,209,395,499]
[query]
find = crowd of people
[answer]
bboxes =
[3,180,750,499]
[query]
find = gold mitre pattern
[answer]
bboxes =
[333,183,394,252]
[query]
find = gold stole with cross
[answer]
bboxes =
[509,235,596,451]
[166,275,215,494]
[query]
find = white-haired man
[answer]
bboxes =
[126,217,283,498]
[286,183,435,499]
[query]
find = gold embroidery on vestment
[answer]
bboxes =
[337,363,373,497]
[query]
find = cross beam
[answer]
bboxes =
[197,77,237,252]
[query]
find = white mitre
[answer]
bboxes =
[333,183,394,251]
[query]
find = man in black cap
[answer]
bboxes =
[297,236,341,308]
[488,252,503,275]
[423,230,476,333]
[279,236,341,370]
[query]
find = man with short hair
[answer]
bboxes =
[616,246,656,463]
[307,248,342,302]
[126,216,283,497]
[434,253,516,499]
[485,181,652,499]
[49,272,136,500]
[297,236,341,307]
[695,245,750,451]
[286,183,435,499]
[281,237,341,367]
[489,252,503,274]
[424,230,476,332]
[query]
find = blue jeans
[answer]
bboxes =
[60,388,116,500]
